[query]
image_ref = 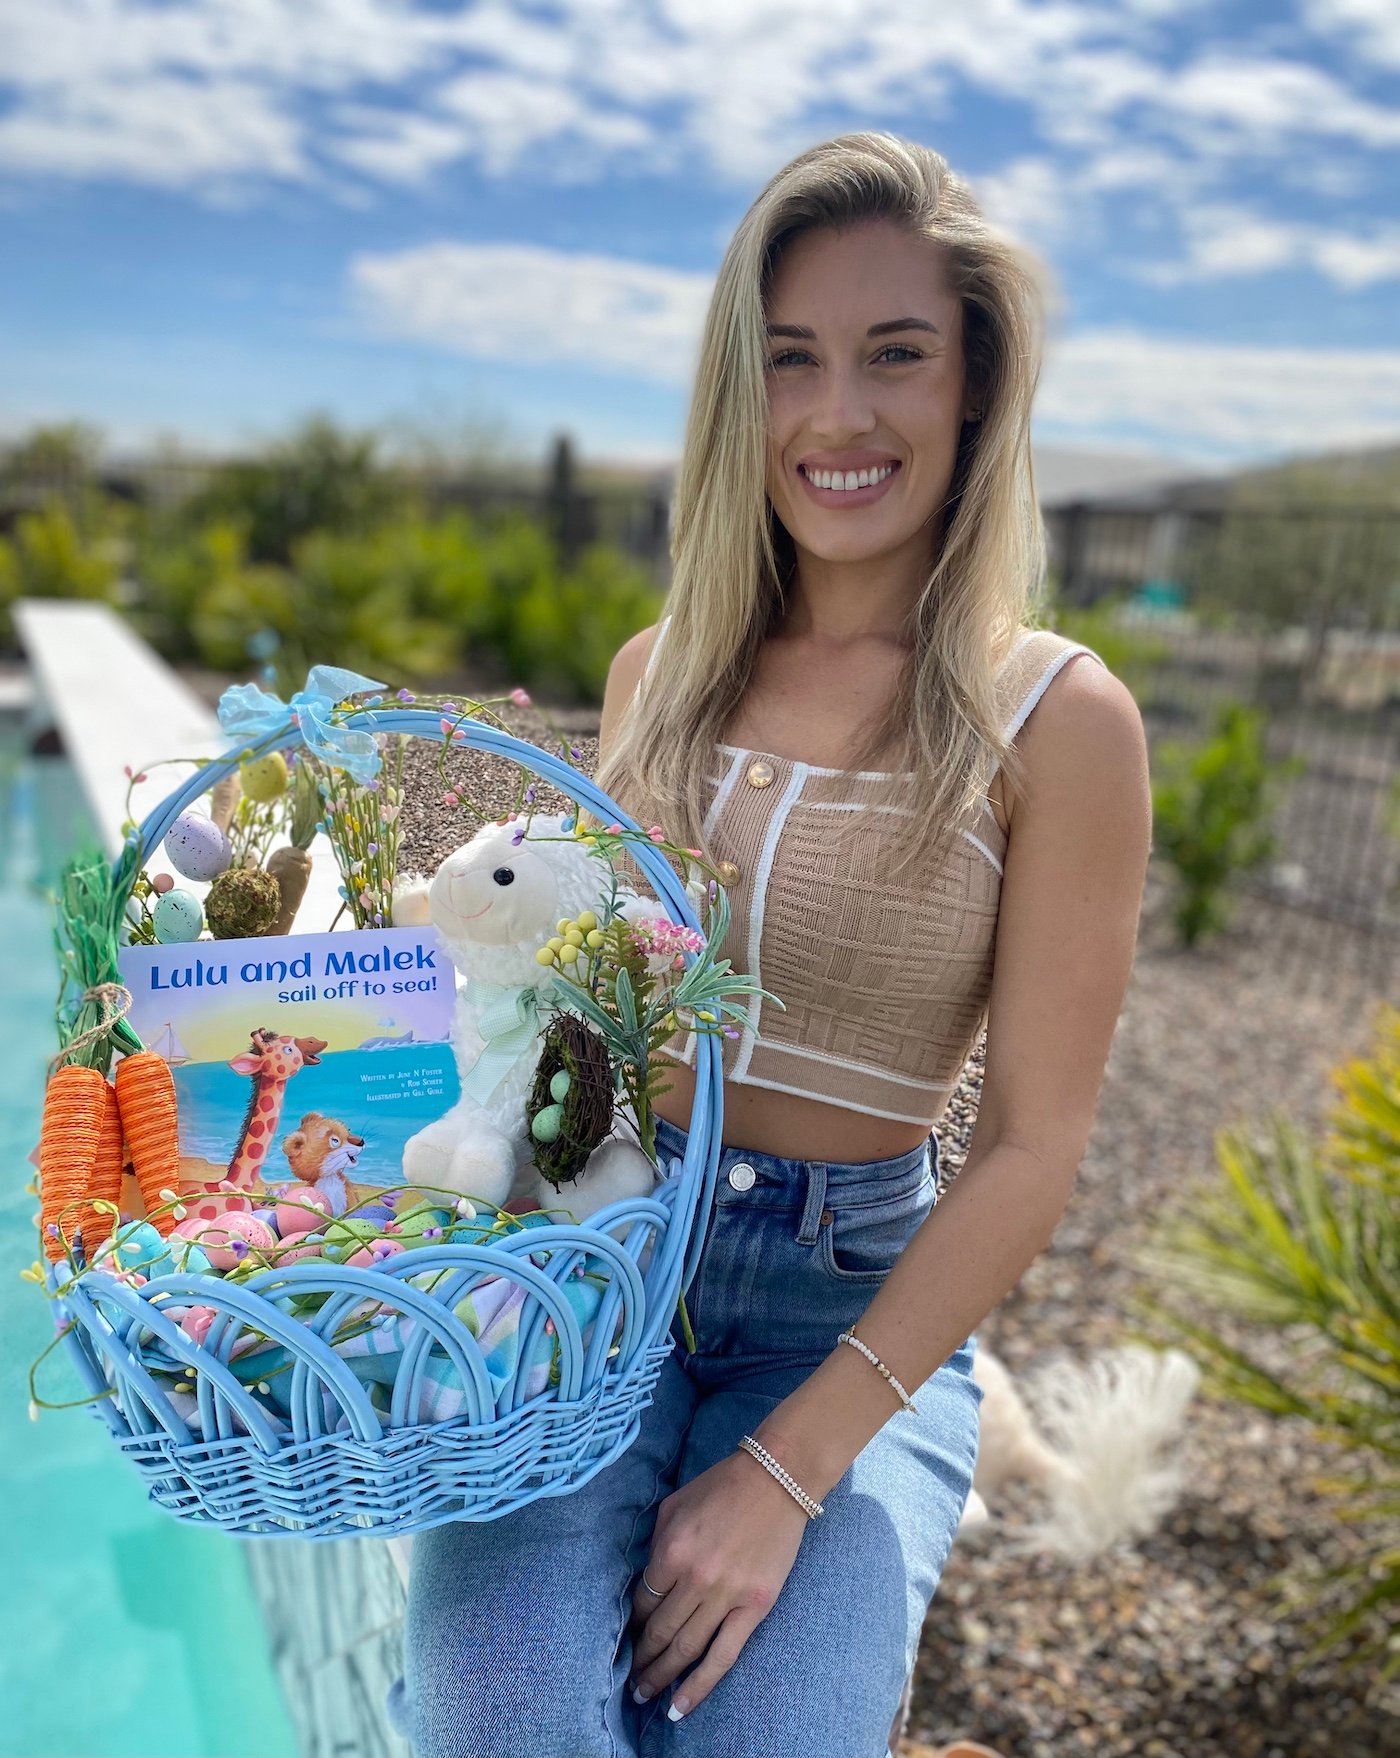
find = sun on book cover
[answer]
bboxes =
[116,924,460,1219]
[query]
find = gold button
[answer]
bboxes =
[716,859,741,885]
[746,759,775,788]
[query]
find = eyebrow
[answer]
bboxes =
[764,317,941,340]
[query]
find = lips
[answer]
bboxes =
[796,459,902,506]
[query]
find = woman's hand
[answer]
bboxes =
[628,1447,810,1719]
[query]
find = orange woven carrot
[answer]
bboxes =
[38,1064,110,1261]
[114,1050,182,1238]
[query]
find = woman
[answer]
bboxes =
[388,130,1151,1758]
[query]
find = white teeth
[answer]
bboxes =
[805,463,895,491]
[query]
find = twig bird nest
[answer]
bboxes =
[527,1012,617,1187]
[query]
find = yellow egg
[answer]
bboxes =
[239,752,289,801]
[559,944,579,964]
[576,910,598,931]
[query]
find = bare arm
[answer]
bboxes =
[597,620,663,768]
[748,658,1153,1496]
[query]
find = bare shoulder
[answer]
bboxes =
[1011,647,1148,828]
[598,620,665,763]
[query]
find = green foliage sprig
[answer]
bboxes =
[525,821,785,1166]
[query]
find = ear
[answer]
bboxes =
[299,1112,323,1128]
[282,1131,306,1157]
[228,1053,262,1075]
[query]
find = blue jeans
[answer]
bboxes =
[386,1111,984,1758]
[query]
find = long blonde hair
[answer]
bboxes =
[595,129,1053,881]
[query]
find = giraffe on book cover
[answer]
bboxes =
[186,1027,329,1223]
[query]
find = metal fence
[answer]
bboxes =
[1047,499,1400,1000]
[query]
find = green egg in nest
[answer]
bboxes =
[527,1012,617,1187]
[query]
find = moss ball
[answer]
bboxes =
[205,865,281,938]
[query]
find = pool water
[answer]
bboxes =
[0,716,296,1758]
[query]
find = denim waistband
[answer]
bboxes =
[652,1111,937,1250]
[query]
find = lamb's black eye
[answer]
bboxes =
[492,867,515,885]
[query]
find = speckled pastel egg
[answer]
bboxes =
[178,1211,277,1270]
[163,809,233,882]
[344,1240,405,1269]
[273,1188,333,1237]
[239,752,289,802]
[153,888,205,944]
[322,1217,391,1262]
[353,1203,398,1225]
[166,1233,213,1275]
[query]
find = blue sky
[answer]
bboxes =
[1,0,1397,470]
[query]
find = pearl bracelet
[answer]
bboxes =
[837,1328,918,1412]
[736,1435,825,1519]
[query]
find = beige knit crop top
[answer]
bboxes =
[620,616,1108,1127]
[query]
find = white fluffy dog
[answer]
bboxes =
[959,1338,1202,1559]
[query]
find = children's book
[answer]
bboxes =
[116,925,460,1218]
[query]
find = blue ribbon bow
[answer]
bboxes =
[217,663,389,784]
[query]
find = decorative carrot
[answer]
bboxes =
[84,1076,125,1252]
[38,1064,110,1261]
[114,1050,182,1238]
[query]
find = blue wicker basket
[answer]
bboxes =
[45,705,724,1540]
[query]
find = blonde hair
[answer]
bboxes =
[595,129,1053,881]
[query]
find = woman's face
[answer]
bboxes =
[763,218,975,571]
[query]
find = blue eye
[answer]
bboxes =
[767,344,924,368]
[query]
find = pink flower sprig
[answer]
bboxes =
[626,918,705,961]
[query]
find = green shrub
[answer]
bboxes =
[182,415,403,566]
[1129,1001,1400,1684]
[1150,700,1306,946]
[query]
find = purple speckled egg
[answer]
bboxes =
[164,809,233,882]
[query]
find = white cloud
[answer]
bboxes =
[1303,0,1400,68]
[348,240,713,384]
[348,235,1400,459]
[1138,203,1400,289]
[1039,328,1400,457]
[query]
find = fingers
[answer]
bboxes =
[634,1604,765,1719]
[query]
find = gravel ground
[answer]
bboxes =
[386,708,1399,1758]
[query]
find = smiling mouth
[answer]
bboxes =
[797,460,902,501]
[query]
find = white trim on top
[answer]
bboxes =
[1002,643,1105,740]
[725,1066,947,1126]
[732,761,808,1083]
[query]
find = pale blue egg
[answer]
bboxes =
[167,1234,213,1275]
[163,809,233,882]
[154,889,205,943]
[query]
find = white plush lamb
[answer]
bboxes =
[394,811,674,1223]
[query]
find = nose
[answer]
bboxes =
[806,362,879,439]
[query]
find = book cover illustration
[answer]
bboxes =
[116,924,461,1220]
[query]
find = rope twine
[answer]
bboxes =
[49,982,134,1079]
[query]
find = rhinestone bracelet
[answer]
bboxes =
[736,1435,825,1519]
[837,1328,918,1413]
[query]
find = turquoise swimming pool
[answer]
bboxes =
[0,709,296,1758]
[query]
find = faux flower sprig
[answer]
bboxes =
[527,818,786,1166]
[312,733,408,929]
